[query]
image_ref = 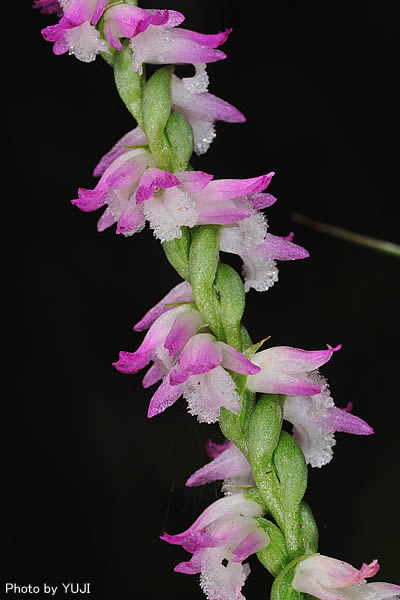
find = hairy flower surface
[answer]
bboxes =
[292,554,400,600]
[115,331,260,423]
[219,211,309,292]
[283,372,373,468]
[73,148,276,241]
[41,0,109,61]
[161,493,270,600]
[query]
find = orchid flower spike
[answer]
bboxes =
[161,493,270,600]
[246,343,342,397]
[283,372,374,468]
[41,0,109,62]
[292,554,400,600]
[144,333,260,423]
[186,439,255,494]
[219,211,309,292]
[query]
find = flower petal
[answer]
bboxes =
[134,281,194,332]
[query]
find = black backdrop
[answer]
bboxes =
[4,1,399,598]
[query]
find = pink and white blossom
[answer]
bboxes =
[246,343,341,397]
[71,147,154,234]
[41,0,109,62]
[161,493,270,600]
[292,554,400,600]
[74,147,275,242]
[144,333,260,423]
[283,372,374,468]
[113,303,204,378]
[133,281,194,332]
[186,439,255,494]
[128,17,231,75]
[102,5,184,51]
[219,210,309,292]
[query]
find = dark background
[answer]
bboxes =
[4,1,399,598]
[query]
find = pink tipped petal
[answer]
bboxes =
[147,376,183,418]
[173,552,204,575]
[112,350,150,374]
[248,371,322,396]
[186,442,250,487]
[196,200,252,225]
[172,27,232,48]
[252,233,309,261]
[93,127,149,177]
[136,168,181,203]
[142,363,163,388]
[176,334,222,378]
[319,406,374,435]
[254,345,340,374]
[194,173,274,203]
[174,170,214,194]
[91,0,107,25]
[231,529,270,563]
[246,192,278,210]
[164,310,204,356]
[71,187,107,212]
[219,342,260,375]
[116,200,146,236]
[134,281,194,332]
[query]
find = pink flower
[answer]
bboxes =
[145,333,260,423]
[73,145,275,242]
[283,372,374,468]
[102,6,231,74]
[246,344,341,397]
[114,321,260,423]
[33,0,62,15]
[186,439,255,494]
[161,493,270,600]
[219,210,309,292]
[41,0,109,62]
[113,303,204,378]
[292,554,400,600]
[133,281,194,332]
[71,147,154,234]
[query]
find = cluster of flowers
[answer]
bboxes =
[35,2,400,600]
